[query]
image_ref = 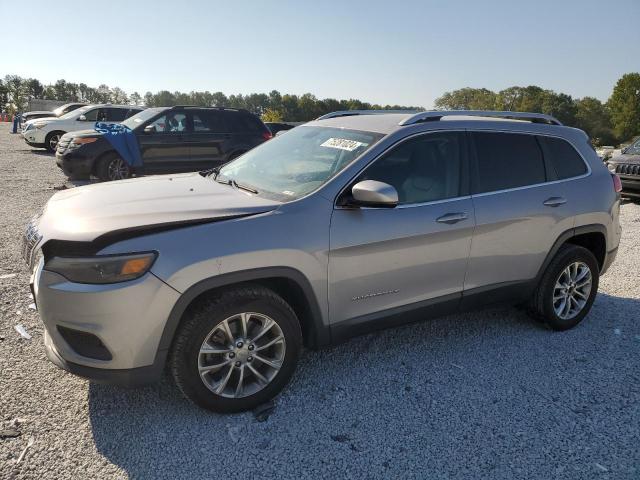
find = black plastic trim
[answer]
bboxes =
[152,267,330,370]
[331,293,461,345]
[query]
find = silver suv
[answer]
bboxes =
[25,110,622,412]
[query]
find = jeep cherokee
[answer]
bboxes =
[25,110,622,412]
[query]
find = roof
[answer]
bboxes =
[307,110,564,135]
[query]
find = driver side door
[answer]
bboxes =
[137,112,191,174]
[329,131,475,330]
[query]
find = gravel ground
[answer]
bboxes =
[0,122,639,479]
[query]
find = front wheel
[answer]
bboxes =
[45,131,64,152]
[169,286,302,413]
[96,153,131,181]
[529,244,599,330]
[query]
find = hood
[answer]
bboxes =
[37,173,281,243]
[609,152,640,164]
[61,129,104,141]
[24,116,57,125]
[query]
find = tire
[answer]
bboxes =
[96,152,131,181]
[169,286,302,413]
[529,244,599,331]
[45,131,64,153]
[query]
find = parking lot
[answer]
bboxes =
[0,121,638,478]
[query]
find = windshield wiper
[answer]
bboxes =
[231,180,258,194]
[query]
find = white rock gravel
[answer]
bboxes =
[0,123,639,479]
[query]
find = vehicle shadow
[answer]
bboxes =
[87,292,640,478]
[29,149,54,157]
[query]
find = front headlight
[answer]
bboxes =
[44,252,157,284]
[33,121,49,129]
[606,163,616,173]
[69,137,98,148]
[24,123,35,132]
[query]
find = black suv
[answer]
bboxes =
[56,106,272,181]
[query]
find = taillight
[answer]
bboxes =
[262,131,273,140]
[612,173,622,193]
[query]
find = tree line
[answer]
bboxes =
[1,72,638,145]
[0,75,419,123]
[434,73,640,146]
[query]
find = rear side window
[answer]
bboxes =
[539,136,587,179]
[192,111,229,133]
[472,132,545,193]
[106,108,128,122]
[228,112,266,133]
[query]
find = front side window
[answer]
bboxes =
[217,126,383,201]
[472,132,545,194]
[147,113,187,133]
[356,132,465,204]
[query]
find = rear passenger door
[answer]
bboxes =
[464,131,578,295]
[184,111,230,170]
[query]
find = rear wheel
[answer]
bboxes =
[45,131,64,152]
[529,244,599,330]
[96,153,131,181]
[169,286,302,413]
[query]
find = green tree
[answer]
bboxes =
[575,97,615,146]
[434,87,497,110]
[262,108,283,122]
[607,72,640,142]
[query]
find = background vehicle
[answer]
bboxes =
[56,106,272,181]
[22,104,144,152]
[21,103,87,125]
[605,137,640,199]
[264,122,294,136]
[27,110,621,413]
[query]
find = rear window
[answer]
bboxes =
[472,132,546,193]
[539,136,588,179]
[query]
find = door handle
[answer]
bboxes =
[543,197,567,207]
[436,212,468,224]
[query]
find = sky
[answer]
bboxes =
[1,0,639,108]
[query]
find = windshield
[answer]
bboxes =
[623,137,640,155]
[59,105,92,120]
[121,108,164,130]
[217,126,383,201]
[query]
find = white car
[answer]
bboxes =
[22,104,144,152]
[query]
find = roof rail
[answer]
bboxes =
[316,109,422,120]
[399,110,562,126]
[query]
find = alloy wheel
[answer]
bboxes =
[553,261,592,320]
[198,312,286,398]
[107,158,129,180]
[49,134,60,151]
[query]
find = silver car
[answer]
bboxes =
[25,110,622,412]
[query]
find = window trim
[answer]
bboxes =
[468,129,592,198]
[334,129,471,210]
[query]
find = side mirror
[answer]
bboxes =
[350,180,398,208]
[78,115,87,121]
[144,125,156,134]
